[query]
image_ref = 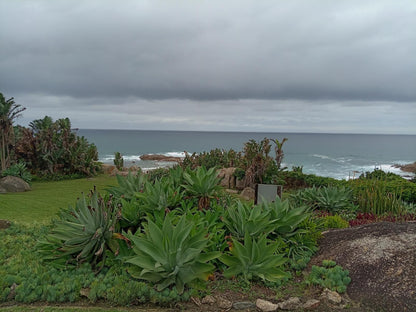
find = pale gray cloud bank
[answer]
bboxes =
[1,0,415,134]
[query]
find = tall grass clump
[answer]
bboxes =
[353,180,404,215]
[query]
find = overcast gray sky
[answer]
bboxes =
[1,0,415,134]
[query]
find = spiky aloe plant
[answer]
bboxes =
[223,201,274,240]
[182,166,222,210]
[38,189,120,269]
[220,232,290,283]
[262,197,311,237]
[107,171,147,200]
[127,215,220,294]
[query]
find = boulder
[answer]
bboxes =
[0,176,31,193]
[140,154,182,162]
[320,289,342,304]
[240,187,255,201]
[278,297,302,310]
[236,177,245,190]
[256,298,278,311]
[218,167,236,189]
[101,164,117,174]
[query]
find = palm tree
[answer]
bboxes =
[0,93,26,171]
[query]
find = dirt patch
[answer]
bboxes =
[310,222,416,311]
[0,220,11,230]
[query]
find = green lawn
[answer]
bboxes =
[0,175,117,224]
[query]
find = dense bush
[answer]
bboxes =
[1,161,32,183]
[291,186,355,213]
[14,116,100,178]
[282,170,343,190]
[350,177,416,204]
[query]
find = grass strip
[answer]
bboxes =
[0,175,117,224]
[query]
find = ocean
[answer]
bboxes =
[78,129,416,180]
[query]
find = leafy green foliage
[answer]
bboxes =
[306,260,351,293]
[108,171,146,200]
[220,232,290,283]
[352,179,405,215]
[0,224,190,305]
[223,201,273,240]
[1,161,32,183]
[275,217,321,271]
[0,92,26,172]
[113,152,124,170]
[127,215,220,294]
[182,166,222,210]
[321,215,349,229]
[15,116,99,178]
[291,186,354,213]
[118,198,141,228]
[182,148,243,170]
[263,197,311,238]
[282,170,343,190]
[38,189,120,269]
[136,179,183,214]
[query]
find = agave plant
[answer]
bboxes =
[108,171,147,200]
[38,189,120,269]
[127,215,220,294]
[182,166,222,210]
[262,197,311,238]
[292,186,354,213]
[220,232,290,283]
[223,201,274,240]
[119,198,142,228]
[135,179,183,214]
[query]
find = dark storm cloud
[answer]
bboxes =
[1,0,415,102]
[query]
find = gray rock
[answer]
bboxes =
[240,187,255,200]
[256,298,278,311]
[201,295,216,305]
[321,288,342,304]
[303,299,321,310]
[216,296,233,309]
[278,297,302,310]
[233,301,256,310]
[218,167,236,189]
[0,176,31,193]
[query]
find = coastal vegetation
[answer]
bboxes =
[1,92,416,310]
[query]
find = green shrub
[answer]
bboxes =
[220,232,290,284]
[15,117,100,178]
[223,201,273,240]
[291,186,354,213]
[306,260,351,293]
[113,152,124,170]
[282,171,343,190]
[38,189,120,269]
[1,161,32,183]
[321,215,349,229]
[262,197,311,238]
[136,179,183,217]
[182,166,222,210]
[351,179,405,215]
[108,171,146,200]
[127,215,220,294]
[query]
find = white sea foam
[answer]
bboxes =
[311,154,346,164]
[163,152,186,158]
